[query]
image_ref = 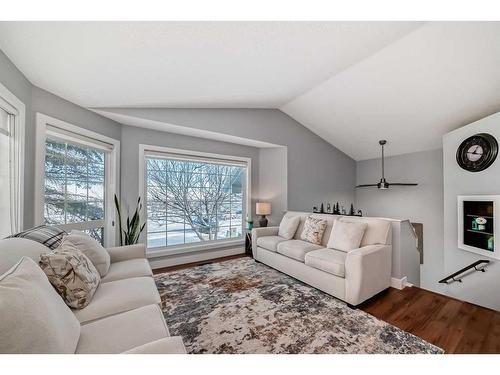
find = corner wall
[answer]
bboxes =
[0,49,123,229]
[443,112,500,311]
[95,108,357,212]
[355,149,446,294]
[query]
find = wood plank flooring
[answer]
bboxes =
[153,254,500,354]
[359,286,500,353]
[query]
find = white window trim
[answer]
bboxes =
[0,82,25,232]
[138,144,251,258]
[35,113,120,247]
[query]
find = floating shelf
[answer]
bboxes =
[466,229,494,235]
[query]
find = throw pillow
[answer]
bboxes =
[327,220,368,252]
[278,215,301,239]
[0,257,81,353]
[65,231,111,277]
[7,225,67,250]
[39,240,100,309]
[300,217,328,245]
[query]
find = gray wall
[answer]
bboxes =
[97,108,357,212]
[443,111,500,311]
[258,147,287,226]
[0,50,123,228]
[356,149,446,294]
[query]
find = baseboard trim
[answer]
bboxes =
[149,245,245,270]
[391,276,409,290]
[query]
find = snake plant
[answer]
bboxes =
[114,194,146,246]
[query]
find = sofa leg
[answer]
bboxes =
[346,303,358,309]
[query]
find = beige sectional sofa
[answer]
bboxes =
[252,211,392,307]
[0,237,185,354]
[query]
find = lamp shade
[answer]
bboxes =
[256,202,271,215]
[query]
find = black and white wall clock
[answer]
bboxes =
[456,133,498,172]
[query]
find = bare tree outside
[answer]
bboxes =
[146,157,244,247]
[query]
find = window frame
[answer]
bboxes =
[139,144,251,257]
[35,113,120,247]
[0,82,25,234]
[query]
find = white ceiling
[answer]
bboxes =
[1,22,500,160]
[0,21,420,108]
[282,22,500,160]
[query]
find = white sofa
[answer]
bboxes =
[0,237,186,354]
[252,211,392,307]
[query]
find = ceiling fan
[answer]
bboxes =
[356,140,418,189]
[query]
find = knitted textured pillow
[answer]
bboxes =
[300,217,328,245]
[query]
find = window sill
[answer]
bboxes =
[146,238,244,259]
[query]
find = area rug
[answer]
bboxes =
[155,258,443,354]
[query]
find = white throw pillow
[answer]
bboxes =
[278,215,301,239]
[327,220,368,252]
[0,257,81,354]
[65,231,110,276]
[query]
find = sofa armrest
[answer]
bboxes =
[123,337,186,354]
[251,226,279,258]
[106,243,147,263]
[344,244,392,306]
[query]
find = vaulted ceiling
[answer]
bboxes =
[1,21,499,160]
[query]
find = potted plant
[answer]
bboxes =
[114,194,146,246]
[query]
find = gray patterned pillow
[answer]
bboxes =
[39,240,100,309]
[300,217,328,245]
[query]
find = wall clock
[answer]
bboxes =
[456,133,498,172]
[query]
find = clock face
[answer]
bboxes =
[456,133,498,172]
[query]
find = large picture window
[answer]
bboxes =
[144,151,248,249]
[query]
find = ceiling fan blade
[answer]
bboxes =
[355,184,378,188]
[387,182,418,186]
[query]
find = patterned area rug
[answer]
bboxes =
[155,258,443,354]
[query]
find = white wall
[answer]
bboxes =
[356,149,446,293]
[443,112,500,311]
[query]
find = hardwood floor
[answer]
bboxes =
[359,286,500,353]
[153,254,500,354]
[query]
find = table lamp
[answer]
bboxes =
[256,202,271,227]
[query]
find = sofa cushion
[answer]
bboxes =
[0,238,50,275]
[123,337,186,354]
[76,304,170,354]
[72,276,161,323]
[65,231,111,277]
[7,225,66,250]
[340,217,391,246]
[277,240,323,262]
[101,258,153,283]
[305,248,347,278]
[0,257,80,354]
[39,242,100,309]
[278,214,301,240]
[300,217,328,245]
[327,220,367,252]
[256,235,286,252]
